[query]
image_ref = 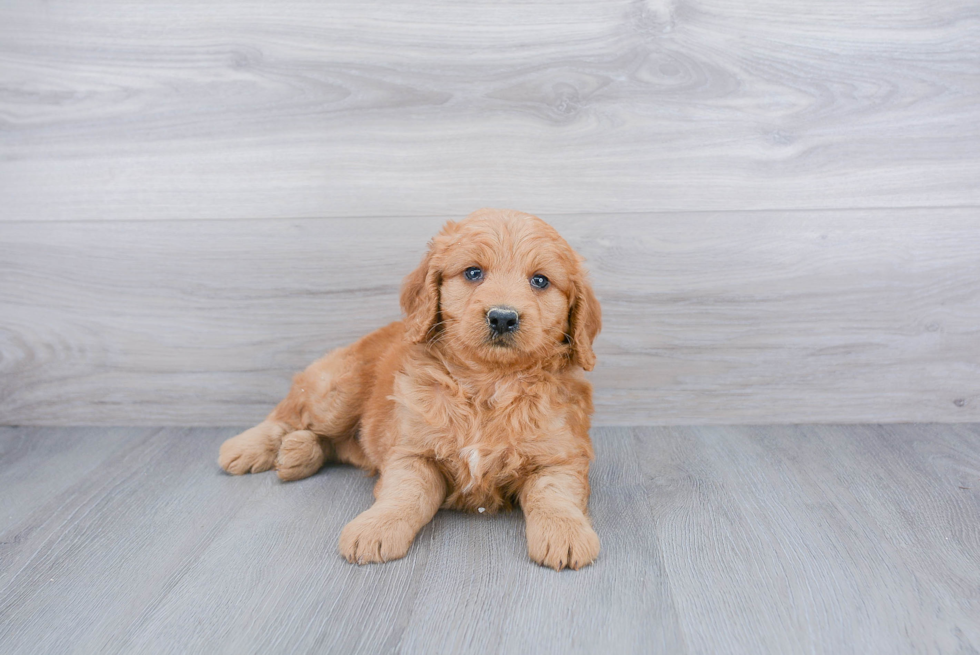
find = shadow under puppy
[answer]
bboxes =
[219,208,602,570]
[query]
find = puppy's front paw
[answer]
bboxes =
[339,510,417,564]
[526,513,600,571]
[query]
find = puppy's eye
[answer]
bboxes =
[530,274,550,289]
[464,267,483,282]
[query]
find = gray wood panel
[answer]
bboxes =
[1,0,979,221]
[1,425,978,654]
[2,210,978,426]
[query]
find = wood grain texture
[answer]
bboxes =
[636,423,980,654]
[0,426,136,530]
[1,0,979,221]
[1,425,978,654]
[2,210,978,426]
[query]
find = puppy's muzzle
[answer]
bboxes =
[486,306,520,337]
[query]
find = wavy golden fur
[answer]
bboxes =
[218,208,602,570]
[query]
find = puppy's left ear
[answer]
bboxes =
[400,245,441,343]
[569,269,602,371]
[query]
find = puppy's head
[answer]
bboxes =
[400,208,601,370]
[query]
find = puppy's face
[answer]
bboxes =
[400,209,601,370]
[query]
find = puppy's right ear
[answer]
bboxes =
[400,225,452,343]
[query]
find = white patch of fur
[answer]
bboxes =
[460,447,481,494]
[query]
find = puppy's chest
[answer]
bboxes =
[413,377,565,512]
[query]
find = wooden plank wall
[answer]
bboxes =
[1,0,978,425]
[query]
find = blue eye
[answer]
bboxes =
[464,267,483,281]
[530,274,549,289]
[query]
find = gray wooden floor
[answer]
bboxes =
[1,425,978,654]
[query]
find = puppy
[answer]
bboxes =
[218,208,602,570]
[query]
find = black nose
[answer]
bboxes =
[486,307,520,336]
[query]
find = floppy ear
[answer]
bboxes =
[400,243,441,343]
[568,271,602,371]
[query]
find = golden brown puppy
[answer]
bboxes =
[218,208,601,570]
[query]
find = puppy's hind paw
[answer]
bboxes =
[275,430,325,481]
[219,438,275,475]
[217,422,284,475]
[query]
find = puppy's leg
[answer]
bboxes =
[266,347,365,481]
[520,464,600,571]
[339,456,446,564]
[218,420,288,475]
[217,367,338,479]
